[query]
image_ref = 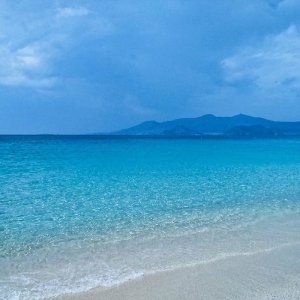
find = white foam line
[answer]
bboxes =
[147,241,300,275]
[21,241,299,299]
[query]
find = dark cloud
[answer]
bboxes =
[0,0,300,133]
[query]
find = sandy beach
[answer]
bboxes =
[55,242,300,300]
[2,139,300,299]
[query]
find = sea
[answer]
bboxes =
[1,136,300,299]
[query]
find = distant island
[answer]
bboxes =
[109,114,300,138]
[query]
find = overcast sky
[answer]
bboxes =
[1,0,300,134]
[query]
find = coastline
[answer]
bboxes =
[55,242,300,300]
[2,138,300,299]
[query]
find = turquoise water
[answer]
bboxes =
[1,137,300,299]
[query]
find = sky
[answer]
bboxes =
[1,0,300,134]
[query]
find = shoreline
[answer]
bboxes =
[54,242,300,300]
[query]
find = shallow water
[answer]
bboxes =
[1,137,300,299]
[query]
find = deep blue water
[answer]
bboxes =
[1,137,300,299]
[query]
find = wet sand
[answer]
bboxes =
[55,243,300,300]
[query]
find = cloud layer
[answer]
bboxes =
[222,25,300,90]
[1,0,300,133]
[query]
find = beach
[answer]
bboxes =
[56,242,300,300]
[3,0,300,298]
[1,137,300,299]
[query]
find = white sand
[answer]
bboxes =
[54,243,300,300]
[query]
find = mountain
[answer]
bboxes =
[112,114,300,137]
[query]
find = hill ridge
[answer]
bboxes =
[110,114,300,137]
